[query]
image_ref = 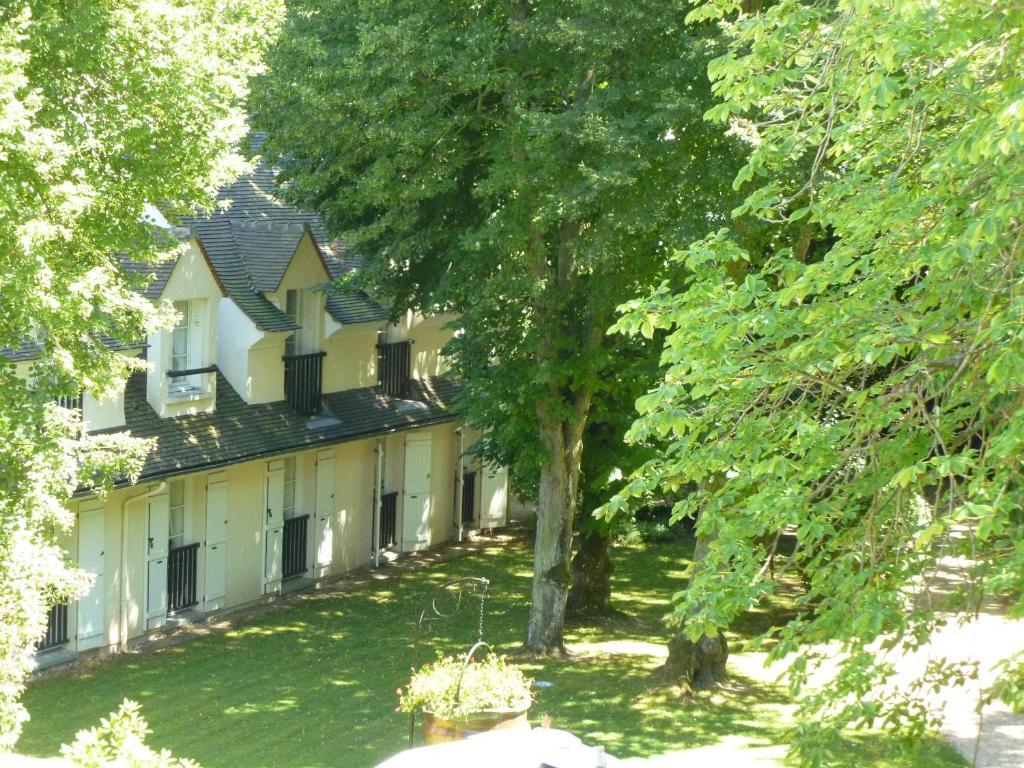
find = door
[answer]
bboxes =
[264,460,285,593]
[314,451,335,578]
[402,435,432,551]
[205,473,228,611]
[76,503,105,649]
[146,493,169,627]
[480,464,509,529]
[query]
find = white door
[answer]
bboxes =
[205,473,228,611]
[480,464,509,529]
[76,504,105,650]
[264,460,285,593]
[146,493,169,626]
[314,451,335,578]
[402,435,432,551]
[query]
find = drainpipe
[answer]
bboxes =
[119,482,165,652]
[456,428,465,543]
[372,439,384,568]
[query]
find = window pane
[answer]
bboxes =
[283,457,296,517]
[169,481,185,538]
[171,301,189,382]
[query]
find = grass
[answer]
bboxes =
[18,537,965,767]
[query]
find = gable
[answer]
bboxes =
[159,239,226,303]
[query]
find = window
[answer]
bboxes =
[169,479,185,550]
[283,456,296,520]
[170,301,190,389]
[168,299,209,398]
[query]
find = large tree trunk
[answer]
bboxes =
[566,524,615,618]
[658,505,729,689]
[526,415,587,654]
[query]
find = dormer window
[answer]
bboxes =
[167,299,213,400]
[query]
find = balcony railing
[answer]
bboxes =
[37,599,69,651]
[380,492,398,548]
[55,392,83,411]
[282,514,309,579]
[377,341,412,397]
[461,471,477,525]
[167,542,200,613]
[283,351,325,415]
[166,364,216,401]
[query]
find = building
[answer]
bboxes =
[18,156,509,663]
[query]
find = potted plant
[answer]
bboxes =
[398,652,533,744]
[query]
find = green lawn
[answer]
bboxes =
[18,537,964,767]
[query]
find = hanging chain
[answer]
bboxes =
[477,586,486,643]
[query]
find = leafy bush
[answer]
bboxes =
[61,699,198,768]
[397,653,532,719]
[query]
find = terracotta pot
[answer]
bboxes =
[421,702,531,745]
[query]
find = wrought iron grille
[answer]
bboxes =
[283,351,325,415]
[377,341,412,397]
[37,599,69,650]
[461,471,477,524]
[380,492,398,548]
[167,542,200,613]
[282,514,309,578]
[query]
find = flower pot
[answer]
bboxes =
[421,701,531,745]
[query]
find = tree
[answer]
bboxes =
[607,0,1024,760]
[567,336,660,620]
[251,0,743,653]
[0,0,280,747]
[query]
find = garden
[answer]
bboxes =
[18,536,964,768]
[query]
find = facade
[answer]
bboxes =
[22,159,508,662]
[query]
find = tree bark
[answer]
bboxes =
[658,504,729,689]
[526,413,587,654]
[566,524,615,618]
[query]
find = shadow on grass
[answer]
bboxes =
[17,539,964,768]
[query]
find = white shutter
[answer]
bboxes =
[402,435,433,551]
[146,558,168,620]
[145,493,170,624]
[265,461,285,529]
[205,543,226,608]
[264,461,285,593]
[265,527,283,587]
[187,299,205,389]
[480,464,509,529]
[314,452,335,577]
[205,474,228,608]
[147,494,170,559]
[76,505,106,647]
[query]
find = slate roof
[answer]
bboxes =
[111,371,461,483]
[2,335,143,363]
[178,144,388,331]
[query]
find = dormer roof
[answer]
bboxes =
[177,143,387,331]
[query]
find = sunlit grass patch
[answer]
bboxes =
[18,538,964,767]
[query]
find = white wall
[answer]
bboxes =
[323,323,380,392]
[146,240,222,418]
[389,310,456,380]
[83,388,126,432]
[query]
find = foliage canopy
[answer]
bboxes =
[0,0,280,746]
[252,0,744,650]
[608,0,1024,760]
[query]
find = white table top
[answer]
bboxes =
[374,727,622,768]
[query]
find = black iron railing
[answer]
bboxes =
[37,599,69,651]
[380,492,398,548]
[283,351,325,415]
[461,471,477,524]
[283,514,309,578]
[167,542,200,613]
[377,341,412,397]
[55,392,83,411]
